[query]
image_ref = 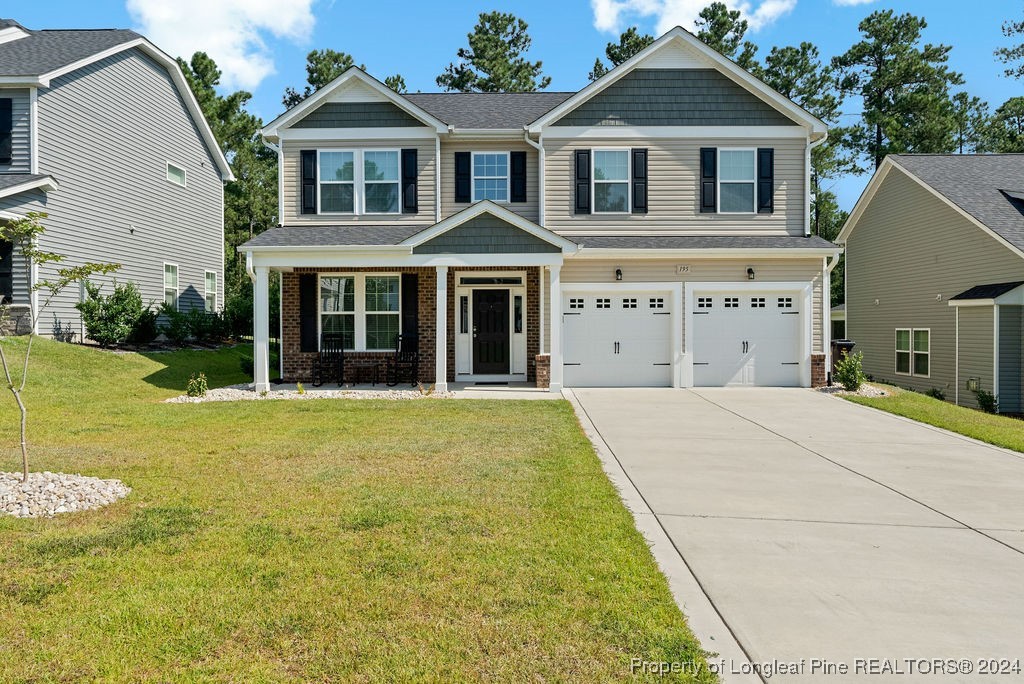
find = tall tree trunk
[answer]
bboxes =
[875,122,883,169]
[13,388,27,482]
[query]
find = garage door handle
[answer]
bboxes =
[564,363,581,366]
[781,362,800,366]
[781,311,800,315]
[652,363,671,366]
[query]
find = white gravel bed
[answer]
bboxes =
[1,471,130,518]
[818,382,890,398]
[165,384,454,403]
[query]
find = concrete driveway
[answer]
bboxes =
[572,388,1024,683]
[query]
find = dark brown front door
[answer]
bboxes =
[473,289,510,374]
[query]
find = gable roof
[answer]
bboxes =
[400,201,578,253]
[0,173,59,199]
[403,92,574,130]
[0,19,232,181]
[262,68,448,140]
[838,155,1024,258]
[527,26,827,137]
[950,281,1024,301]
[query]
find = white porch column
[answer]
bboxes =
[253,266,271,392]
[548,264,562,393]
[435,265,449,392]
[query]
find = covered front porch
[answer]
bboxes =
[241,202,578,394]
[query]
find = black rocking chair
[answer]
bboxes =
[311,332,345,387]
[386,334,419,387]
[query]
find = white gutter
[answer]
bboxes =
[573,247,842,259]
[523,127,544,225]
[806,132,828,237]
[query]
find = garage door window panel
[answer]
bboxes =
[718,149,756,214]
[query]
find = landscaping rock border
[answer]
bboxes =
[818,382,889,398]
[1,471,131,518]
[165,384,454,403]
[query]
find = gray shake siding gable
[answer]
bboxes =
[552,70,800,127]
[413,216,560,254]
[0,88,30,173]
[31,47,223,334]
[292,101,423,128]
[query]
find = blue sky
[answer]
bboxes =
[8,0,1023,211]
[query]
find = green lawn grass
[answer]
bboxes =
[844,385,1024,453]
[0,339,713,682]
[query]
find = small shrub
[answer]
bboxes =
[184,308,225,344]
[185,372,208,398]
[925,387,946,401]
[239,355,254,378]
[834,350,866,392]
[128,307,159,345]
[975,388,998,414]
[159,304,191,345]
[296,382,305,395]
[76,280,150,348]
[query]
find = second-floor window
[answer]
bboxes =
[318,149,400,215]
[593,150,629,213]
[718,149,756,214]
[166,163,186,187]
[472,152,509,202]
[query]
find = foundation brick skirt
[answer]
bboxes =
[811,353,827,388]
[535,354,550,389]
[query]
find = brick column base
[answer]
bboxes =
[535,354,550,389]
[811,353,827,388]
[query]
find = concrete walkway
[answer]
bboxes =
[572,388,1024,683]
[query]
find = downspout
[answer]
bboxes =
[824,250,842,384]
[263,139,283,228]
[955,306,960,406]
[435,132,443,223]
[806,133,828,237]
[245,251,255,283]
[523,127,544,226]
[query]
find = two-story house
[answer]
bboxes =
[242,27,838,392]
[0,19,232,338]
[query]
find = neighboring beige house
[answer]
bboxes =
[838,154,1024,413]
[242,27,840,393]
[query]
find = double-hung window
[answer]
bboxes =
[472,152,509,202]
[895,328,930,376]
[593,149,629,213]
[163,264,178,309]
[319,274,400,351]
[318,150,399,215]
[204,270,217,312]
[718,149,756,213]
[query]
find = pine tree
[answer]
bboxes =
[694,2,758,69]
[437,12,551,92]
[589,27,654,81]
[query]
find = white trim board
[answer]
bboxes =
[542,125,809,140]
[0,175,59,199]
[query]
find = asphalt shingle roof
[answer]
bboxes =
[890,154,1024,253]
[0,173,53,193]
[950,281,1024,301]
[0,22,140,78]
[242,225,428,249]
[572,235,838,250]
[404,92,575,129]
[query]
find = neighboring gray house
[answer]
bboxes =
[0,19,232,338]
[839,155,1024,413]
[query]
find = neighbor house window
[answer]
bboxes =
[319,274,401,351]
[593,149,629,213]
[364,275,400,350]
[472,152,509,202]
[718,149,756,213]
[204,270,217,312]
[895,328,930,376]
[166,163,186,187]
[317,150,400,215]
[321,276,356,349]
[363,150,400,213]
[318,151,355,213]
[163,263,178,309]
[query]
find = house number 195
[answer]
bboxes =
[676,265,691,274]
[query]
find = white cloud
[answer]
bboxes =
[126,0,315,90]
[833,0,877,5]
[591,0,795,35]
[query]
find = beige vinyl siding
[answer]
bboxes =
[998,305,1023,413]
[956,307,995,410]
[845,166,1024,403]
[0,88,30,173]
[440,140,539,223]
[34,49,224,334]
[544,136,806,235]
[560,257,824,353]
[281,137,436,225]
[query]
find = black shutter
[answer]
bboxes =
[299,274,318,352]
[631,148,648,214]
[300,150,317,214]
[700,147,717,213]
[401,273,419,339]
[757,148,775,214]
[0,99,12,166]
[454,151,471,203]
[574,149,591,214]
[510,151,527,203]
[401,148,418,213]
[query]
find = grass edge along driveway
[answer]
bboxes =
[0,339,715,682]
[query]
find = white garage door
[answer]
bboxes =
[563,292,673,387]
[692,291,803,387]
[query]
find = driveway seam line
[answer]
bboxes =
[691,390,1024,560]
[567,389,767,684]
[654,512,969,529]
